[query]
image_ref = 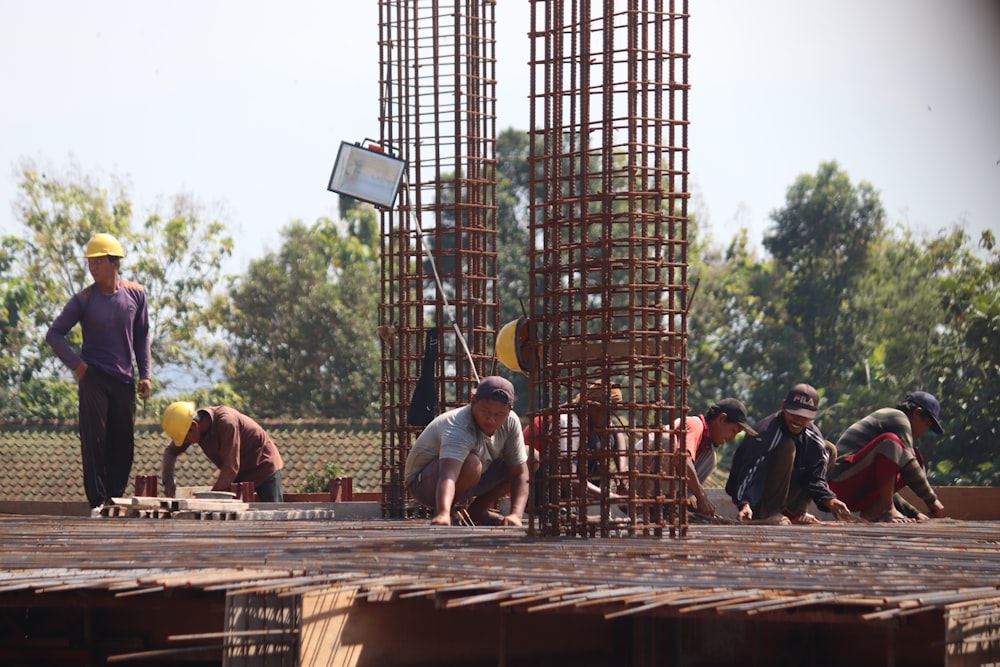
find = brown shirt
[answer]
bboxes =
[162,406,283,490]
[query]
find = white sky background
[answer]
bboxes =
[1,1,998,273]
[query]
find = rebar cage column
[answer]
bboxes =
[526,0,691,538]
[378,0,500,518]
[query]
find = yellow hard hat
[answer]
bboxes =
[496,317,535,375]
[84,233,125,258]
[161,401,196,446]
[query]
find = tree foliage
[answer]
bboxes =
[5,151,997,486]
[0,159,234,419]
[689,160,999,485]
[215,211,381,419]
[924,230,1000,484]
[496,127,532,326]
[763,160,885,393]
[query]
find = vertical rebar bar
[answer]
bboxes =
[526,0,691,538]
[379,1,499,518]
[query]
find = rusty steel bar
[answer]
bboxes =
[526,0,691,538]
[378,1,500,518]
[1,517,1000,629]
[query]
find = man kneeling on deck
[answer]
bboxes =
[404,376,530,526]
[828,391,946,523]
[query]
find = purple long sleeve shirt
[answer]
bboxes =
[46,281,151,384]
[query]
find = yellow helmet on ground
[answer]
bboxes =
[84,233,125,258]
[162,401,196,446]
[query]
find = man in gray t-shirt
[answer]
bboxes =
[404,376,529,526]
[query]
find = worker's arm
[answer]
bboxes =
[46,298,85,377]
[432,457,463,525]
[685,456,715,515]
[161,443,188,497]
[504,462,530,526]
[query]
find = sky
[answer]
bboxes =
[1,1,998,273]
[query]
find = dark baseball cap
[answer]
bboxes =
[784,383,819,418]
[713,398,759,436]
[906,391,944,434]
[474,376,515,408]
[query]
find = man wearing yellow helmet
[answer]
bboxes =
[160,402,285,501]
[46,233,153,510]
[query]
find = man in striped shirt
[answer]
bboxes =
[827,392,946,523]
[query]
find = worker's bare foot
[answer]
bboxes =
[787,512,824,525]
[861,509,913,523]
[754,513,792,525]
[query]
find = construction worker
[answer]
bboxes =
[404,376,529,526]
[827,392,946,522]
[160,402,285,502]
[667,398,759,516]
[725,383,853,524]
[46,233,153,510]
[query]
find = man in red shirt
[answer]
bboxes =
[666,399,758,516]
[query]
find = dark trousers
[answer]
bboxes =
[78,367,136,508]
[757,437,837,518]
[253,470,284,502]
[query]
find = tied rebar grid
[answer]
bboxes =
[526,0,691,538]
[378,1,500,518]
[2,518,1000,629]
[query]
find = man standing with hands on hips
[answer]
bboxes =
[47,233,153,511]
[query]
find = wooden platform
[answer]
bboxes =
[0,513,998,665]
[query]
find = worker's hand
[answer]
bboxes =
[694,495,716,516]
[827,498,853,522]
[736,503,753,522]
[74,362,88,382]
[430,510,452,526]
[501,513,522,527]
[926,499,945,518]
[164,479,177,498]
[137,379,152,400]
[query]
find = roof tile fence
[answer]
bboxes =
[0,420,382,503]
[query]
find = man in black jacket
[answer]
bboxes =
[725,383,852,524]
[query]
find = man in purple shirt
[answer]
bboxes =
[46,233,152,509]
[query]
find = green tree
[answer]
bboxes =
[926,229,1000,485]
[687,228,811,419]
[216,213,381,419]
[820,227,962,432]
[1,159,234,419]
[687,161,998,485]
[763,161,885,394]
[492,128,534,406]
[496,127,532,327]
